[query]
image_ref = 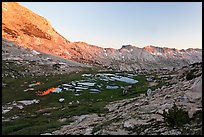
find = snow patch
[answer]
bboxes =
[32,50,40,55]
[18,99,40,105]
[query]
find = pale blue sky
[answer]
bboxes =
[19,2,202,49]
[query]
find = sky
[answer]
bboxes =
[19,2,202,49]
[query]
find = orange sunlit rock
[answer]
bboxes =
[35,82,44,85]
[36,82,40,84]
[36,87,56,96]
[143,45,156,54]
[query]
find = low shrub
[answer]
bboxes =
[186,68,200,80]
[162,103,190,127]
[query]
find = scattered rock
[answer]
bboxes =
[59,98,65,103]
[41,133,52,135]
[23,88,34,92]
[58,118,67,123]
[146,88,153,96]
[161,129,181,135]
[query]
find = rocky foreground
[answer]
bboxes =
[38,63,202,135]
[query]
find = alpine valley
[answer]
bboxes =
[2,2,202,135]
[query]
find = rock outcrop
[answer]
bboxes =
[50,63,202,135]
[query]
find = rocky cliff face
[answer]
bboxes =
[2,2,70,58]
[2,2,202,71]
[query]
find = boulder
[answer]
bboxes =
[146,88,153,96]
[59,98,65,102]
[185,76,202,102]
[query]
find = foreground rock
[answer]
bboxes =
[51,63,202,135]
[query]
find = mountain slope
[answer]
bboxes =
[2,2,202,71]
[2,38,90,79]
[2,2,70,57]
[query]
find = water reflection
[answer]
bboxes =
[36,73,138,96]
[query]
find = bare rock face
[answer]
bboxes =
[186,76,202,101]
[2,2,70,58]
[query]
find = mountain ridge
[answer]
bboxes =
[2,2,202,71]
